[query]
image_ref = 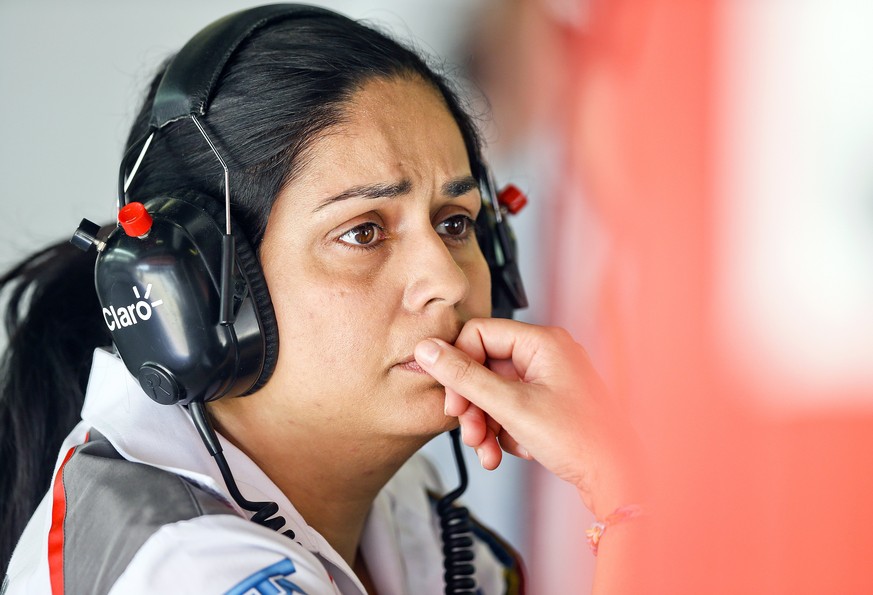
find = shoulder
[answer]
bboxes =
[391,450,446,494]
[110,515,341,595]
[422,488,527,595]
[56,432,236,593]
[5,433,341,595]
[468,513,527,595]
[389,451,527,594]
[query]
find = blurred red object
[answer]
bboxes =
[488,0,873,592]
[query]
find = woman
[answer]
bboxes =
[1,4,639,594]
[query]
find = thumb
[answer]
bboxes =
[414,338,522,424]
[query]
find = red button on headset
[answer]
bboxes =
[118,202,153,237]
[497,184,527,215]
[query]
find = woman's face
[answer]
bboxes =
[254,76,491,440]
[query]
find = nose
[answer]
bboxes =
[401,227,470,312]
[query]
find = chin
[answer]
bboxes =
[387,383,458,439]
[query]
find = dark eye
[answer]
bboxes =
[437,215,474,240]
[339,223,383,247]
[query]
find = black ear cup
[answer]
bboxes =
[92,191,278,404]
[173,190,280,395]
[476,196,528,319]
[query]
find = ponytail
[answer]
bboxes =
[0,238,111,572]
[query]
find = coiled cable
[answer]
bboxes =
[191,402,479,588]
[189,401,295,539]
[437,427,477,594]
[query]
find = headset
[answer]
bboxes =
[71,4,527,594]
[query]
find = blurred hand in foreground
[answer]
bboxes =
[415,318,640,517]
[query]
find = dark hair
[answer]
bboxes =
[0,243,111,570]
[0,9,485,571]
[125,12,485,249]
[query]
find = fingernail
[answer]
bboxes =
[477,449,486,468]
[416,339,441,366]
[519,445,530,459]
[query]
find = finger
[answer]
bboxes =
[486,358,519,382]
[476,426,503,470]
[484,410,503,437]
[444,387,471,417]
[458,405,488,447]
[496,428,532,460]
[455,319,583,385]
[414,338,525,426]
[453,318,539,380]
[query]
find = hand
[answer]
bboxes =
[414,318,639,516]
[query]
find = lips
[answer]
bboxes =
[392,337,454,375]
[394,358,429,374]
[391,324,461,375]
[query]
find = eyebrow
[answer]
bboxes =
[442,175,479,198]
[313,175,479,212]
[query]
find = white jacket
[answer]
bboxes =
[4,348,524,594]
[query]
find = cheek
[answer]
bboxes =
[263,241,490,379]
[463,250,493,318]
[266,262,392,373]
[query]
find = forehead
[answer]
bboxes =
[343,75,454,129]
[289,76,472,193]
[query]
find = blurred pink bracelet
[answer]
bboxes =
[585,504,643,556]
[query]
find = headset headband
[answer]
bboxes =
[151,4,334,128]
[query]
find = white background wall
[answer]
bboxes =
[716,0,873,407]
[0,0,544,562]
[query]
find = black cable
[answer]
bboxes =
[191,404,478,591]
[188,401,295,539]
[437,427,478,595]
